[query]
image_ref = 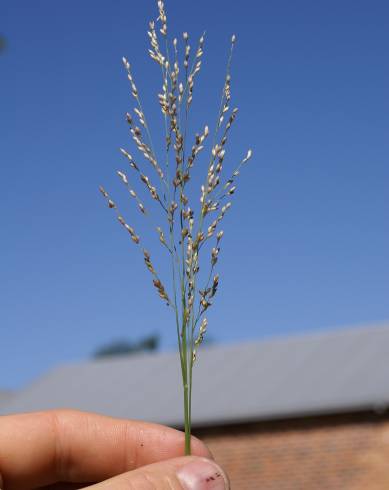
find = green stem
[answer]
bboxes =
[181,314,191,455]
[183,371,191,454]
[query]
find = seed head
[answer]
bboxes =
[101,0,251,371]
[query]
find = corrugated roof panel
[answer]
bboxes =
[1,323,389,426]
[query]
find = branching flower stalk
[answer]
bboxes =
[100,0,252,456]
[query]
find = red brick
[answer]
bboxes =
[194,413,389,489]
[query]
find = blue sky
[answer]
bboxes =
[1,0,388,389]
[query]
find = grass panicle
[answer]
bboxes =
[100,0,252,456]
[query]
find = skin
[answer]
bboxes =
[0,409,214,490]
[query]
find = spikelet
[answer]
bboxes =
[99,186,140,244]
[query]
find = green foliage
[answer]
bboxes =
[93,333,160,358]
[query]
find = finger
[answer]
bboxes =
[0,410,211,490]
[85,456,229,490]
[37,484,89,490]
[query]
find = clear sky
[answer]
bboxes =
[1,0,388,389]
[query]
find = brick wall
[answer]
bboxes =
[194,412,389,489]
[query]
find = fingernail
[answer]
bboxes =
[177,458,229,489]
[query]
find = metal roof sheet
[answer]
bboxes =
[0,391,14,407]
[1,323,389,427]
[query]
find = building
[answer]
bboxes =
[0,390,14,407]
[1,323,389,489]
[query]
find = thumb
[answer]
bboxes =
[85,456,229,490]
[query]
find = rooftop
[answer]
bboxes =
[1,322,389,427]
[0,390,15,406]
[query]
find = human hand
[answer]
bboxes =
[0,410,229,490]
